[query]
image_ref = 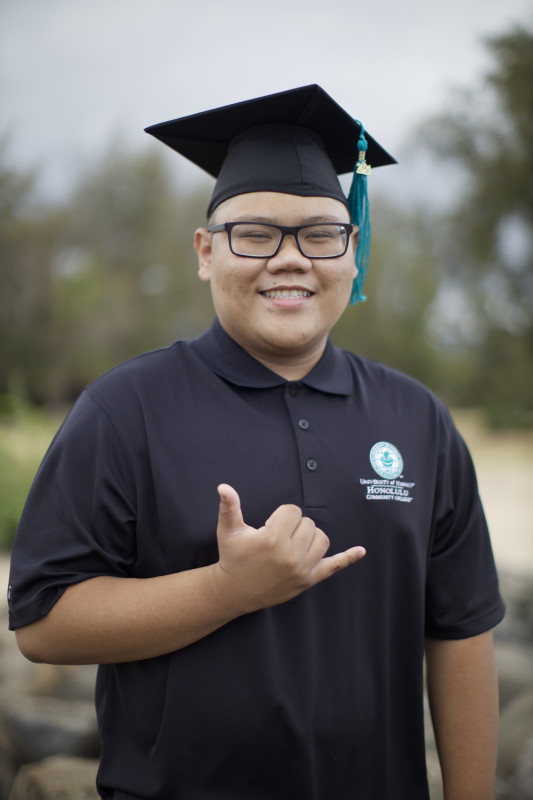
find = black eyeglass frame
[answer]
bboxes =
[207,221,355,259]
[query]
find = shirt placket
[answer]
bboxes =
[284,382,327,509]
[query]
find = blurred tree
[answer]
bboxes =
[45,141,213,402]
[0,140,214,407]
[2,24,532,424]
[419,24,533,426]
[0,137,63,405]
[332,199,446,396]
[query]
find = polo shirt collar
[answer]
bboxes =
[191,318,352,396]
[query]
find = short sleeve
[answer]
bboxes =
[8,390,137,630]
[425,417,505,639]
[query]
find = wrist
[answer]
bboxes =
[207,562,255,619]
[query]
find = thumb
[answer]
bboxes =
[217,483,246,536]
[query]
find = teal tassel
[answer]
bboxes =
[347,122,371,305]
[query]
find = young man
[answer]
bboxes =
[9,85,504,799]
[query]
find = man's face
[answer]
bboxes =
[194,192,357,375]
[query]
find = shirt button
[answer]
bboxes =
[306,459,318,471]
[288,384,298,396]
[298,418,310,430]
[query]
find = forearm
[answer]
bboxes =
[425,631,499,800]
[14,486,365,666]
[15,565,241,665]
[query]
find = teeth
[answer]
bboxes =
[262,290,312,298]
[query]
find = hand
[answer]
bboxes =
[212,484,366,615]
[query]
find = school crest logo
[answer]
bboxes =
[369,441,404,480]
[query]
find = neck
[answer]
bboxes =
[245,342,327,381]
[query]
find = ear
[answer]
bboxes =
[194,228,212,282]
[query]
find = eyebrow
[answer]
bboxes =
[229,214,349,224]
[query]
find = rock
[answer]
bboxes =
[8,755,99,800]
[498,572,533,644]
[24,663,97,703]
[0,566,531,798]
[498,690,533,781]
[0,695,100,767]
[0,620,97,702]
[0,618,36,699]
[0,747,16,800]
[495,639,533,709]
[509,736,533,800]
[425,747,443,800]
[423,690,444,798]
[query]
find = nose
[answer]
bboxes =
[266,234,312,272]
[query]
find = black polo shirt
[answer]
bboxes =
[9,318,504,799]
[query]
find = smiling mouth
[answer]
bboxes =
[261,289,313,299]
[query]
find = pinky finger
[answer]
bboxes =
[312,546,366,584]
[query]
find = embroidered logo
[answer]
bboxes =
[369,441,403,480]
[360,441,415,503]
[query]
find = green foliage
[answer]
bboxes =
[0,22,531,427]
[418,24,533,426]
[0,404,62,550]
[332,200,443,389]
[0,139,214,406]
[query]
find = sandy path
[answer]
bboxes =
[451,410,533,577]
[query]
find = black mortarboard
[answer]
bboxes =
[145,84,395,216]
[145,85,396,304]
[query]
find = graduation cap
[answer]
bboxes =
[145,85,396,304]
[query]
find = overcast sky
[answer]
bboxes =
[1,0,532,204]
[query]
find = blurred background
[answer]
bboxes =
[0,0,532,797]
[1,0,532,562]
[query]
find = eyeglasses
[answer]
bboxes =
[207,221,354,259]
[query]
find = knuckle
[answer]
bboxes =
[318,530,330,554]
[263,530,280,552]
[284,551,299,572]
[280,504,303,520]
